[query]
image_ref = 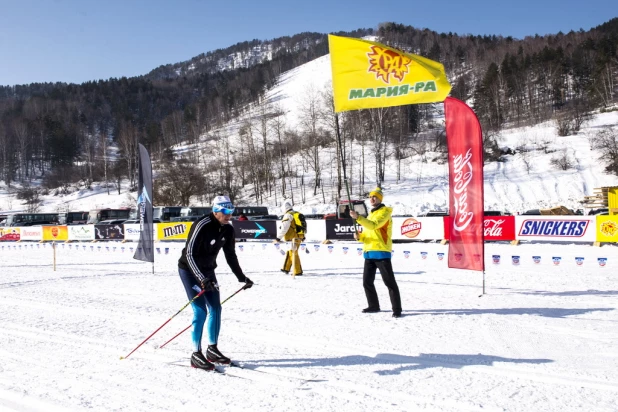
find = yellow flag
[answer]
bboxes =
[328,34,451,113]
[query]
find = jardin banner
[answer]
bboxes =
[328,34,451,112]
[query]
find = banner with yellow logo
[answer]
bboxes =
[328,34,451,112]
[157,222,192,241]
[596,215,618,243]
[42,225,69,241]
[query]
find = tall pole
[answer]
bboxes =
[334,113,357,234]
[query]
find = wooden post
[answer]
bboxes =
[53,242,56,271]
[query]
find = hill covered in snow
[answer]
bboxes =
[1,53,618,217]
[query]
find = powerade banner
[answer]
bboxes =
[445,97,484,271]
[232,220,277,240]
[94,224,124,240]
[157,222,192,241]
[325,219,363,240]
[328,35,451,112]
[134,143,154,263]
[42,226,69,241]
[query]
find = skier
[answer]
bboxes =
[276,199,304,276]
[350,187,402,318]
[178,195,253,370]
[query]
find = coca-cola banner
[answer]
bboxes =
[445,97,485,271]
[444,216,515,241]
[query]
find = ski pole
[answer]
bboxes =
[157,284,249,350]
[120,289,205,360]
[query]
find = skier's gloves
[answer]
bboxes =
[200,279,219,292]
[243,277,254,289]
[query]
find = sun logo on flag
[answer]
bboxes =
[367,46,411,84]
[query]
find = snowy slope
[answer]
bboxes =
[1,52,618,217]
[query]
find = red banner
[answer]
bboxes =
[444,216,516,241]
[445,97,484,271]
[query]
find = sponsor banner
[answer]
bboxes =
[445,97,484,271]
[596,215,618,243]
[124,224,143,241]
[515,216,595,242]
[444,216,516,241]
[157,222,192,241]
[325,219,363,240]
[42,226,68,241]
[328,34,451,112]
[20,226,42,241]
[233,220,277,240]
[133,143,154,263]
[392,217,444,240]
[94,224,125,240]
[68,225,95,241]
[0,227,21,241]
[483,216,515,241]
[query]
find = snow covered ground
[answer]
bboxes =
[1,240,617,411]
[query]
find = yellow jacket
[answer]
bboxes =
[356,204,393,257]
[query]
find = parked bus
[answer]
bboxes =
[58,211,89,225]
[233,206,269,218]
[153,206,183,222]
[5,212,60,226]
[180,205,269,219]
[87,208,131,224]
[180,206,212,217]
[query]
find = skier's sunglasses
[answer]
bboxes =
[213,203,235,215]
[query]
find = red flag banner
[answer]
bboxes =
[445,97,485,271]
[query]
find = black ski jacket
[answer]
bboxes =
[178,213,246,284]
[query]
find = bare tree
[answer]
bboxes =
[550,149,574,170]
[117,121,139,189]
[590,127,618,176]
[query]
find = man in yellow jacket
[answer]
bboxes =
[350,187,402,318]
[277,199,304,277]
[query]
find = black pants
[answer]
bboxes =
[363,258,402,312]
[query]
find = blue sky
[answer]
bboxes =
[1,0,615,86]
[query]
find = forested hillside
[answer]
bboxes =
[0,19,616,207]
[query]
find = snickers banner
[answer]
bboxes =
[445,97,484,271]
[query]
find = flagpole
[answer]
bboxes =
[334,113,357,234]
